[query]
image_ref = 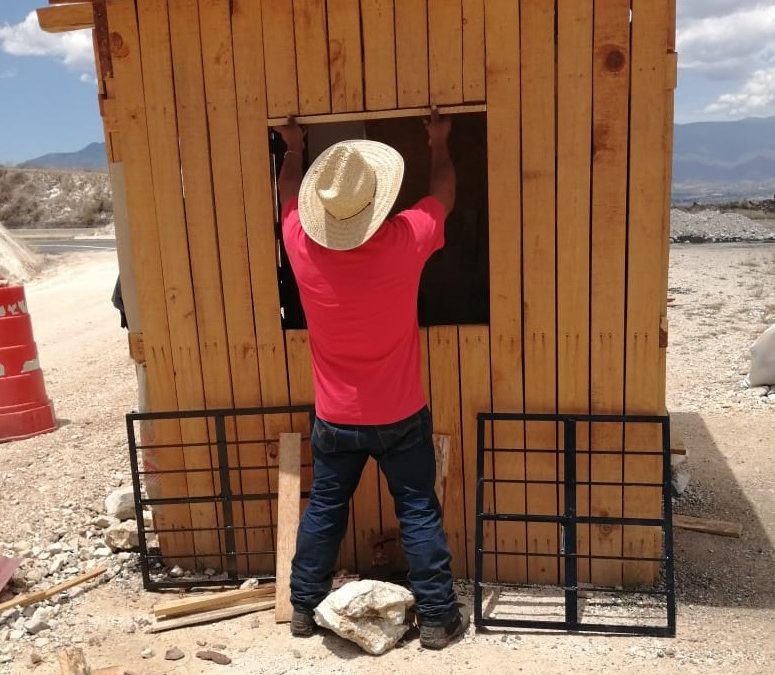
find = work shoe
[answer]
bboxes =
[419,606,470,650]
[290,609,317,637]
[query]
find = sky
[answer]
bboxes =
[1,0,775,164]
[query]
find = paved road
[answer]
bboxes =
[25,239,117,254]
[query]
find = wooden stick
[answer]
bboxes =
[0,566,106,613]
[58,648,90,675]
[275,433,301,623]
[433,434,450,512]
[153,585,275,619]
[673,514,742,538]
[267,103,486,127]
[145,601,273,633]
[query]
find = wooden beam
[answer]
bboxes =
[361,0,397,110]
[146,601,273,633]
[275,433,301,623]
[37,3,93,33]
[673,515,742,538]
[153,585,276,619]
[327,0,364,112]
[395,0,429,108]
[57,648,89,675]
[0,567,105,613]
[267,104,486,126]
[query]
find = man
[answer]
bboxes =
[274,109,467,650]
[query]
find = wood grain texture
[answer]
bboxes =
[275,433,301,623]
[261,0,298,116]
[395,0,429,107]
[105,0,193,565]
[462,0,485,101]
[139,0,223,569]
[589,0,631,586]
[520,0,558,585]
[293,0,330,114]
[485,0,525,582]
[557,0,593,585]
[361,0,397,110]
[327,0,363,112]
[624,0,671,585]
[429,0,463,104]
[429,326,465,577]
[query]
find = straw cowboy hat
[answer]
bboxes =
[298,140,405,251]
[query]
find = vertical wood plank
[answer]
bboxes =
[293,0,330,114]
[275,432,301,623]
[261,0,299,117]
[485,0,525,583]
[361,0,397,110]
[624,0,671,585]
[429,0,463,104]
[462,0,485,101]
[589,0,630,586]
[198,0,272,571]
[429,326,465,577]
[520,0,558,585]
[327,0,363,112]
[557,0,593,585]
[138,0,225,570]
[395,0,429,108]
[105,0,194,565]
[459,325,491,578]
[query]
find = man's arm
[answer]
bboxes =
[273,117,305,203]
[426,107,455,216]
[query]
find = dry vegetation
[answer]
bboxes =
[0,168,112,228]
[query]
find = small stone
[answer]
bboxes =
[24,618,50,635]
[165,647,185,661]
[204,568,216,576]
[211,643,227,650]
[292,649,301,658]
[9,629,24,641]
[118,552,132,562]
[93,515,119,529]
[196,639,207,647]
[105,486,136,520]
[141,647,154,659]
[196,650,231,666]
[104,521,139,552]
[33,637,49,648]
[93,547,112,558]
[169,565,184,578]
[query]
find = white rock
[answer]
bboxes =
[104,486,136,520]
[672,468,691,496]
[9,629,24,641]
[314,580,415,655]
[93,515,119,529]
[104,521,139,552]
[141,647,154,659]
[24,617,49,635]
[169,565,184,578]
[93,547,112,558]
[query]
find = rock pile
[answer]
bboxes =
[671,209,775,243]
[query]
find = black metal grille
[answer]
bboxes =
[127,405,314,591]
[474,412,676,637]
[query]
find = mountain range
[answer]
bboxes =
[15,116,775,202]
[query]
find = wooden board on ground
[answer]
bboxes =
[0,567,106,613]
[275,433,302,623]
[153,585,276,620]
[673,515,742,538]
[147,602,273,633]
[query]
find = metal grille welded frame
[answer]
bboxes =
[474,412,676,637]
[127,405,314,591]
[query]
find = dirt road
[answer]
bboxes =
[1,246,774,674]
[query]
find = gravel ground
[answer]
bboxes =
[671,209,775,243]
[0,247,774,674]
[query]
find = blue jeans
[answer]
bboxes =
[290,406,457,625]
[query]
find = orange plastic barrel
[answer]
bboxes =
[0,284,56,441]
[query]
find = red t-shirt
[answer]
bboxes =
[282,196,445,424]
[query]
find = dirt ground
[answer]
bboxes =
[1,244,774,674]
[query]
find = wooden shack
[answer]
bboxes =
[38,0,677,587]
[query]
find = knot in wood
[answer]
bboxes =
[605,48,626,72]
[109,32,129,58]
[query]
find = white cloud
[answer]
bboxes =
[677,5,775,80]
[79,73,97,85]
[705,66,775,117]
[678,0,767,23]
[0,11,94,74]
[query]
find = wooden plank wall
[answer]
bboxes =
[96,0,675,584]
